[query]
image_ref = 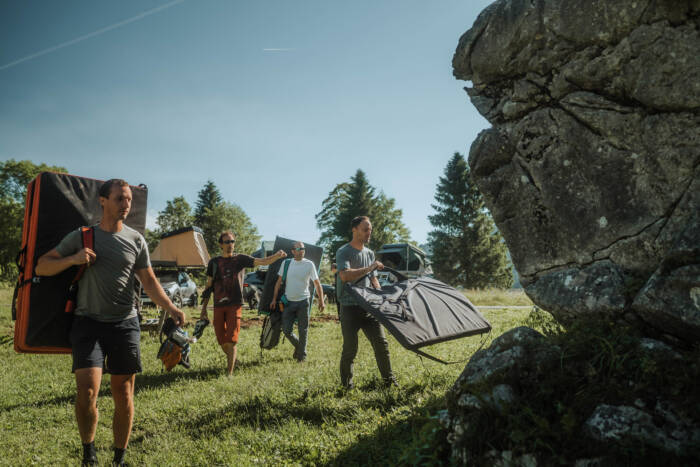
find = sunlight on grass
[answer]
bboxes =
[0,285,530,465]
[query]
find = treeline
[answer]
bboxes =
[0,160,67,281]
[147,180,261,257]
[0,154,512,288]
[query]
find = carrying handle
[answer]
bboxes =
[351,266,409,286]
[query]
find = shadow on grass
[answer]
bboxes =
[135,366,222,393]
[321,394,447,467]
[181,395,358,439]
[0,388,109,413]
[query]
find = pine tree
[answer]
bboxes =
[194,180,223,226]
[427,153,513,289]
[316,169,411,260]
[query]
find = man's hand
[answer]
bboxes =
[372,260,384,271]
[318,302,325,312]
[170,308,186,327]
[72,248,96,266]
[276,250,288,259]
[270,301,277,311]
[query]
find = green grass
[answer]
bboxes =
[463,287,532,307]
[0,286,530,466]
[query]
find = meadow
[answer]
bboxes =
[0,285,531,466]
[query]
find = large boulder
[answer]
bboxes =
[454,0,700,342]
[440,325,700,464]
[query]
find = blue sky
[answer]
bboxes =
[1,0,492,250]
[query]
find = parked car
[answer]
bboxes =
[141,270,198,308]
[322,283,336,304]
[243,270,266,309]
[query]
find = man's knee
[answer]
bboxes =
[76,385,99,407]
[110,375,135,403]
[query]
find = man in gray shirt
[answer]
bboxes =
[335,216,397,389]
[36,179,186,466]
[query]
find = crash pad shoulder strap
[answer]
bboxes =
[281,258,292,283]
[64,226,95,313]
[73,227,94,282]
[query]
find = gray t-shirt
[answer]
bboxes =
[336,243,376,306]
[56,225,150,322]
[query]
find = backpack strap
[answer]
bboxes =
[64,227,94,313]
[281,258,292,284]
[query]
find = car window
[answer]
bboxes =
[158,273,177,283]
[407,249,422,271]
[380,252,406,270]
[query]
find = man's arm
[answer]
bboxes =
[338,261,383,283]
[199,276,213,320]
[313,278,325,311]
[253,250,287,267]
[135,267,186,326]
[370,276,381,290]
[35,248,96,276]
[270,275,283,311]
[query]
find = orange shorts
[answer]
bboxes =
[213,305,242,345]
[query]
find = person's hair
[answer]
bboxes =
[99,179,129,198]
[218,231,235,243]
[350,216,369,229]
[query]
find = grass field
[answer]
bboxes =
[0,285,531,466]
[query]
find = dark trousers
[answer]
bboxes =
[339,304,394,387]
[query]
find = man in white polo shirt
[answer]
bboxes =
[270,241,325,362]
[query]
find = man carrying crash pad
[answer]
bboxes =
[270,241,325,362]
[336,215,398,389]
[35,179,186,466]
[200,230,286,376]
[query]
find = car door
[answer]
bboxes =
[177,272,191,297]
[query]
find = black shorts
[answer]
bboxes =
[70,316,142,374]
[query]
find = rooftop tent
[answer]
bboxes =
[13,172,148,354]
[376,243,432,279]
[150,226,210,268]
[258,236,323,313]
[345,269,491,363]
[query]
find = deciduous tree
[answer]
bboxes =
[198,201,261,256]
[0,159,67,280]
[156,196,194,233]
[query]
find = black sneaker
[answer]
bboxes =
[82,443,97,466]
[382,378,399,388]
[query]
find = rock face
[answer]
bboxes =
[442,326,700,464]
[453,0,700,342]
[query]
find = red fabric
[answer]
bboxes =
[213,305,242,345]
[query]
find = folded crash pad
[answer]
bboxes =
[13,172,147,354]
[345,271,491,363]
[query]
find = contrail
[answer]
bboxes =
[0,0,185,71]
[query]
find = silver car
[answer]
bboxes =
[141,270,198,308]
